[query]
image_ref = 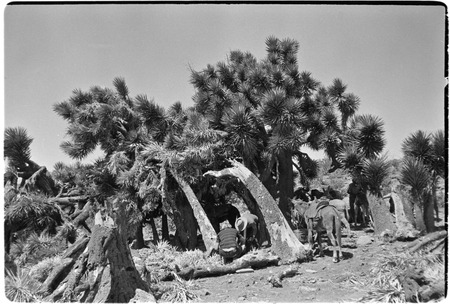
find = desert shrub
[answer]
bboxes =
[173,249,222,269]
[14,232,65,266]
[5,267,40,302]
[362,249,445,302]
[172,249,205,268]
[159,273,200,302]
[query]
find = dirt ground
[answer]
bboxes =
[192,209,446,303]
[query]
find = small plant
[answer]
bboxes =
[156,239,176,252]
[160,273,200,302]
[5,267,40,302]
[363,249,445,302]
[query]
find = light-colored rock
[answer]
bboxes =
[356,235,374,246]
[129,288,156,303]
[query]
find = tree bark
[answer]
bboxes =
[72,200,92,233]
[46,203,155,303]
[159,164,191,249]
[39,257,75,296]
[412,197,427,234]
[176,250,280,280]
[50,195,88,205]
[149,217,159,242]
[176,195,198,250]
[395,189,416,227]
[134,221,146,249]
[387,193,420,240]
[406,230,447,252]
[204,160,310,263]
[367,193,397,235]
[277,150,294,223]
[81,207,152,303]
[171,169,217,253]
[232,180,271,245]
[268,266,299,287]
[422,191,436,233]
[22,165,57,195]
[62,235,90,259]
[161,214,169,240]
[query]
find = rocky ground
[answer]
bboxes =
[192,227,402,303]
[132,208,446,303]
[192,209,446,303]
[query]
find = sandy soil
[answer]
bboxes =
[192,227,402,303]
[192,209,446,303]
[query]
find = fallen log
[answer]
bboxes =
[38,257,74,297]
[49,195,89,205]
[406,230,447,252]
[176,250,280,280]
[61,252,88,302]
[268,266,299,287]
[62,235,89,259]
[72,201,92,233]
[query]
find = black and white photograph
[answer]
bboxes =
[3,2,447,303]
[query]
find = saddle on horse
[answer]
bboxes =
[304,200,331,221]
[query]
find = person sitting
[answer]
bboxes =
[235,213,259,250]
[216,225,246,264]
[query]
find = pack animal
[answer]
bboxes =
[329,199,351,234]
[304,200,343,263]
[320,187,351,232]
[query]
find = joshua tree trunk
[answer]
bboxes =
[171,169,217,253]
[412,197,427,234]
[204,160,310,263]
[367,192,397,235]
[23,165,57,195]
[387,192,420,240]
[175,195,198,250]
[232,180,271,245]
[277,150,294,223]
[42,200,154,303]
[422,191,436,233]
[149,218,159,242]
[161,214,169,240]
[79,210,150,303]
[134,221,146,249]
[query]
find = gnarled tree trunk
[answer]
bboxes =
[42,201,154,303]
[171,169,218,253]
[412,198,427,234]
[367,192,397,236]
[277,150,294,223]
[232,180,271,245]
[387,192,420,240]
[204,160,310,263]
[422,191,436,233]
[22,165,57,195]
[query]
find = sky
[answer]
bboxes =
[3,3,447,170]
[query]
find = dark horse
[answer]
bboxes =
[203,203,241,233]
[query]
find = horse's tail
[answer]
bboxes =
[334,208,342,246]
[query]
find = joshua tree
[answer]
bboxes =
[4,127,57,195]
[334,114,392,233]
[190,36,363,222]
[3,127,65,253]
[401,129,445,233]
